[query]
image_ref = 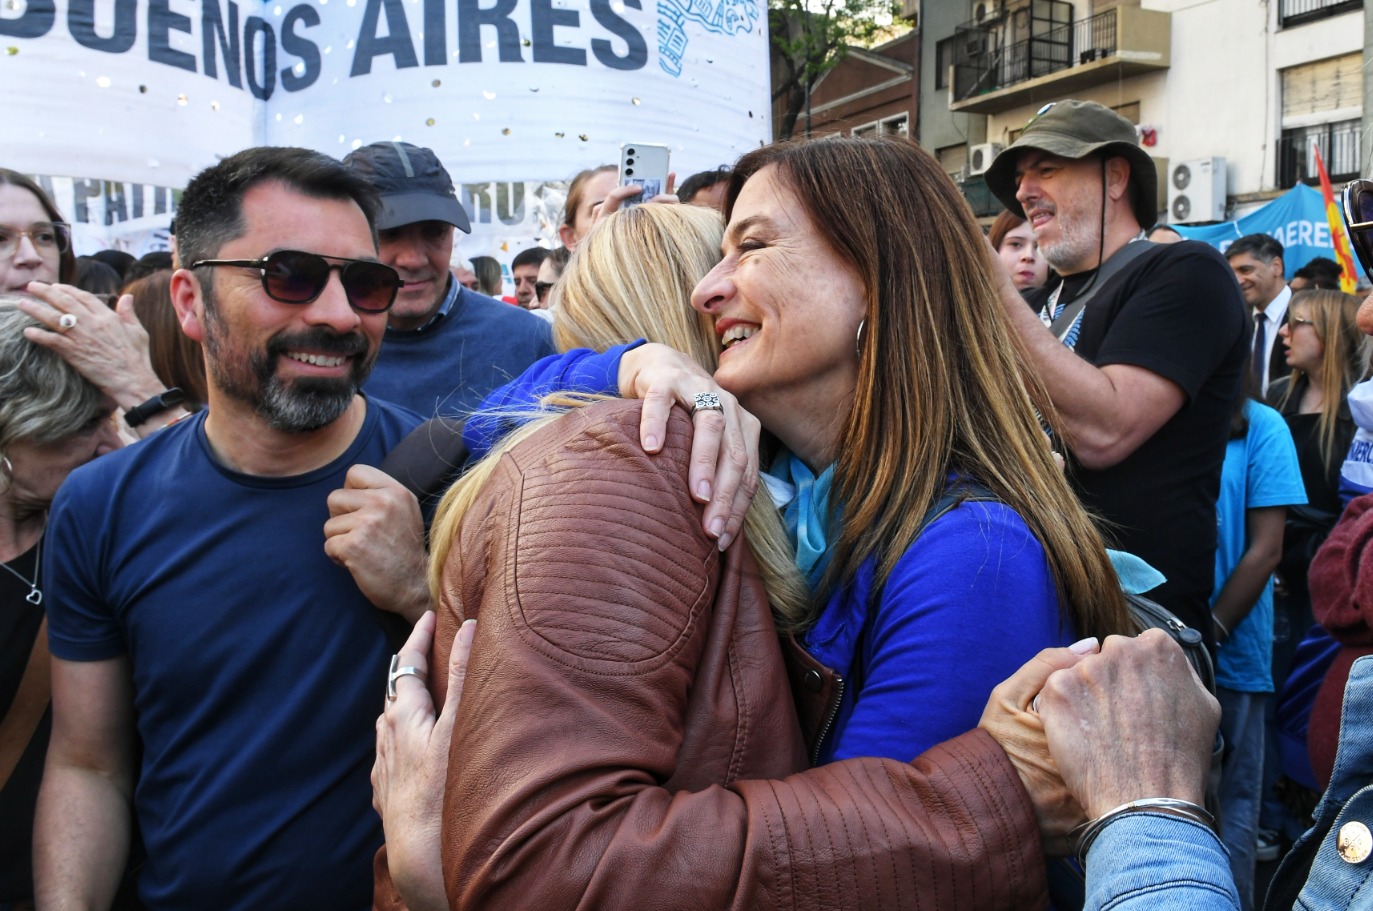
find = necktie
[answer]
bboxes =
[1252,311,1267,390]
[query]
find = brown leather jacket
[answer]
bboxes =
[378,399,1047,911]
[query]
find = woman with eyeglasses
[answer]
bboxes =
[0,169,191,438]
[1268,290,1366,578]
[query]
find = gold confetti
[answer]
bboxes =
[501,127,511,135]
[426,118,436,126]
[631,97,640,105]
[177,94,188,105]
[578,133,588,141]
[4,47,16,56]
[431,79,441,87]
[555,131,565,138]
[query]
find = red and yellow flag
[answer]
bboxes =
[1313,143,1358,293]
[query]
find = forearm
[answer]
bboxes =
[446,732,1044,911]
[462,342,639,458]
[34,766,135,910]
[1084,814,1238,910]
[1211,551,1277,638]
[1003,295,1135,464]
[1214,507,1285,639]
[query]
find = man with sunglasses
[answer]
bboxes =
[341,141,555,417]
[34,147,425,911]
[985,100,1249,650]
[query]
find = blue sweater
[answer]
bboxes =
[365,283,557,419]
[470,345,1074,762]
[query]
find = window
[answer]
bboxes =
[852,115,909,139]
[935,37,956,90]
[1277,55,1363,187]
[1282,54,1362,119]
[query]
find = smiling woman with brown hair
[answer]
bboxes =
[373,137,1137,911]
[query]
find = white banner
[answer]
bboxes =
[1,0,769,279]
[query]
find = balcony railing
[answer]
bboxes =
[1277,119,1361,188]
[954,6,1095,101]
[1280,0,1362,28]
[947,4,1170,115]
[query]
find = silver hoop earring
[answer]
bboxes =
[0,456,11,496]
[855,319,866,357]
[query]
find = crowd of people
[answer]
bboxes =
[6,97,1373,911]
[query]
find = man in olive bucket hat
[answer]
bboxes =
[985,100,1248,654]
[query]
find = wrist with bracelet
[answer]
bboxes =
[124,388,187,429]
[1072,797,1215,867]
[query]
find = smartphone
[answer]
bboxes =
[619,142,671,209]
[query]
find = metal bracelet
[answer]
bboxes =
[1073,797,1215,868]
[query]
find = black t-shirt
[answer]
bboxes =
[1041,241,1249,639]
[0,540,47,902]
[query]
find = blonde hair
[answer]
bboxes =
[428,205,812,630]
[1277,289,1369,469]
[725,136,1132,641]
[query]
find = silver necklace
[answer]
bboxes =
[0,534,42,605]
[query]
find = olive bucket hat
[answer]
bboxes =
[984,100,1158,229]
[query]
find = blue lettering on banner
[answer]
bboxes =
[0,0,761,96]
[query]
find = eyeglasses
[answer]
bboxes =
[189,249,403,313]
[535,281,554,302]
[1341,179,1373,283]
[0,221,71,260]
[1290,316,1316,330]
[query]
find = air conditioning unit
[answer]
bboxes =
[1168,157,1227,224]
[968,142,1005,176]
[973,0,1004,23]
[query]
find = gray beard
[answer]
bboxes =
[203,317,371,434]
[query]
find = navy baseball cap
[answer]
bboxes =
[342,141,472,234]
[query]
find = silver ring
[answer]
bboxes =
[386,654,426,701]
[58,313,78,332]
[692,391,722,413]
[1031,694,1041,714]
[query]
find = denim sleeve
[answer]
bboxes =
[462,341,645,458]
[1085,814,1239,910]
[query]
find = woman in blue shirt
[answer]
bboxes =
[466,136,1134,765]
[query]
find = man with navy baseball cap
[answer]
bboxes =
[343,141,555,417]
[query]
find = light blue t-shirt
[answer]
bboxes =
[1212,401,1306,692]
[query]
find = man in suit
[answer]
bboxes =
[1226,233,1290,396]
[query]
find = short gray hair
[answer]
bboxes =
[0,294,104,451]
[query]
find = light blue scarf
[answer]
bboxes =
[767,451,835,590]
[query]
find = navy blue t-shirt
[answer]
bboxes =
[45,398,421,911]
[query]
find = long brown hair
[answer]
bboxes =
[724,137,1131,640]
[126,270,208,409]
[0,168,77,284]
[1276,289,1368,468]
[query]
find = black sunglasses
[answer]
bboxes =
[535,280,554,301]
[189,250,404,313]
[1341,179,1373,284]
